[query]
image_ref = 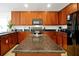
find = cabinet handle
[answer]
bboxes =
[6,40,8,44]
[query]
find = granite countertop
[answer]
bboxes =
[13,34,65,53]
[0,31,15,36]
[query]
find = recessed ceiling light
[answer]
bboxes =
[47,4,51,8]
[24,4,28,8]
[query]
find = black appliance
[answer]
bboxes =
[67,11,79,56]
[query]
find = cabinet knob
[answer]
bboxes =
[6,40,8,44]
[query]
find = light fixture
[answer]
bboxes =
[24,4,28,8]
[47,4,51,8]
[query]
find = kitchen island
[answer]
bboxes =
[13,34,65,56]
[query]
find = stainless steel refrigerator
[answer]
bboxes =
[67,11,79,56]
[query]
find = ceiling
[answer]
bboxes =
[0,3,70,12]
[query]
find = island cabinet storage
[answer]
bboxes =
[13,34,65,56]
[17,32,31,43]
[43,32,67,50]
[0,32,18,56]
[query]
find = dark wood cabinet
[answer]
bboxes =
[18,32,26,43]
[11,4,78,25]
[43,31,57,43]
[57,32,67,49]
[11,11,58,25]
[63,37,67,49]
[11,11,20,25]
[0,32,17,56]
[65,3,77,15]
[58,3,77,25]
[60,32,67,49]
[9,33,18,49]
[20,12,31,25]
[0,35,9,55]
[58,11,67,25]
[57,32,63,47]
[43,32,67,49]
[18,32,31,43]
[77,3,79,11]
[45,12,58,25]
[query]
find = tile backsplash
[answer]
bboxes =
[12,25,67,30]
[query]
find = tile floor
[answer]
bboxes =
[4,45,67,56]
[4,45,18,56]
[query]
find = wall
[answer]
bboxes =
[0,12,11,32]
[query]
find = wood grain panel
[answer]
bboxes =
[62,33,67,49]
[20,12,31,25]
[58,3,77,25]
[65,3,77,15]
[77,3,79,11]
[57,32,63,47]
[18,32,31,43]
[58,11,67,25]
[1,35,9,55]
[46,12,58,25]
[11,11,20,25]
[12,11,58,25]
[43,31,57,43]
[15,53,61,56]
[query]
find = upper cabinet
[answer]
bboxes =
[11,11,58,25]
[11,11,20,25]
[77,3,79,11]
[58,3,77,25]
[65,3,77,15]
[58,10,67,25]
[20,12,32,25]
[45,12,58,25]
[11,3,78,25]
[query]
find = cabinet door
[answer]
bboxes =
[77,12,79,25]
[8,34,13,49]
[62,33,67,49]
[58,11,67,25]
[20,12,32,25]
[9,33,17,49]
[57,32,63,47]
[18,32,31,43]
[45,12,58,25]
[43,31,57,43]
[11,11,20,25]
[13,33,18,45]
[1,36,9,55]
[65,3,77,15]
[77,3,79,11]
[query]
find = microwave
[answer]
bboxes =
[32,19,43,25]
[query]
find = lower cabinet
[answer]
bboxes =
[57,32,67,49]
[57,32,63,47]
[43,31,67,49]
[9,33,18,49]
[0,32,17,56]
[18,32,31,43]
[43,31,57,43]
[62,32,67,49]
[0,35,9,55]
